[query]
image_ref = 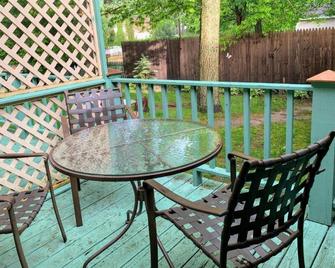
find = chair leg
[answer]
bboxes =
[297,219,305,268]
[144,184,159,268]
[77,177,81,191]
[8,208,28,268]
[49,183,67,242]
[297,234,305,268]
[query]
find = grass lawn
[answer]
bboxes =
[127,87,312,171]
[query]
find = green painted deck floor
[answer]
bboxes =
[1,174,334,268]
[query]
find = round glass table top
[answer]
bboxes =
[50,119,222,181]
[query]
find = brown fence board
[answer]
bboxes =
[122,29,335,83]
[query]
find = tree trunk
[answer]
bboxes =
[255,19,263,37]
[198,0,222,113]
[234,4,246,25]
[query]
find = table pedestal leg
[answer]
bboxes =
[83,181,140,268]
[70,176,83,227]
[126,181,144,223]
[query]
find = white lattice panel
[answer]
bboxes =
[0,0,101,93]
[0,95,67,194]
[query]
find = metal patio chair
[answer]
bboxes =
[144,132,335,268]
[0,153,67,268]
[62,88,137,183]
[62,88,137,136]
[62,88,137,225]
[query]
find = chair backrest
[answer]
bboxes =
[64,88,128,134]
[222,132,335,252]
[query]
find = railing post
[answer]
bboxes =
[93,0,112,88]
[308,70,335,226]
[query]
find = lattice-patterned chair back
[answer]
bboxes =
[222,133,335,253]
[64,88,129,134]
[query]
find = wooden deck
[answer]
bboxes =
[1,174,334,268]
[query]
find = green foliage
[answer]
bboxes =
[294,91,310,99]
[219,0,330,44]
[102,15,115,47]
[125,21,135,41]
[152,20,178,39]
[102,2,136,46]
[103,0,330,44]
[103,0,200,37]
[114,23,126,46]
[230,88,243,95]
[133,55,155,79]
[324,1,335,16]
[230,88,264,97]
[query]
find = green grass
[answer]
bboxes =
[128,88,311,168]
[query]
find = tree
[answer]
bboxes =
[133,55,155,79]
[125,21,135,41]
[220,0,330,42]
[102,15,115,47]
[152,20,178,39]
[102,0,199,37]
[198,0,222,112]
[101,0,329,112]
[324,2,335,15]
[114,23,126,45]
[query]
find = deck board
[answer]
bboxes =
[278,221,328,268]
[312,224,335,268]
[0,175,333,268]
[62,174,194,268]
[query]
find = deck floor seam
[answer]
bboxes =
[309,224,330,268]
[1,176,333,268]
[36,175,189,267]
[92,178,202,267]
[119,182,223,267]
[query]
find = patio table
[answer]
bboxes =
[49,119,222,267]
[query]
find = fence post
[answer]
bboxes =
[308,70,335,226]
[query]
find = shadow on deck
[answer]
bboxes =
[0,174,334,267]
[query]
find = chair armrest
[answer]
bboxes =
[61,116,71,138]
[227,151,259,161]
[0,153,47,159]
[227,151,259,187]
[0,195,15,210]
[144,180,228,217]
[0,153,54,192]
[125,105,138,119]
[42,156,55,190]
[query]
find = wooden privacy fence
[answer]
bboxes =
[122,28,335,83]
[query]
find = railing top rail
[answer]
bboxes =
[111,78,313,91]
[0,78,106,107]
[0,77,314,107]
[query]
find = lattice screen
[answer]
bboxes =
[0,0,102,93]
[0,95,67,193]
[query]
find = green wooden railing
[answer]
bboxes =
[110,76,335,226]
[111,78,313,181]
[0,0,334,227]
[0,75,334,225]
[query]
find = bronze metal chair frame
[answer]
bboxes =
[144,132,335,268]
[61,87,137,227]
[0,153,67,268]
[49,118,222,268]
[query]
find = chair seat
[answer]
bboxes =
[0,187,48,234]
[161,186,298,267]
